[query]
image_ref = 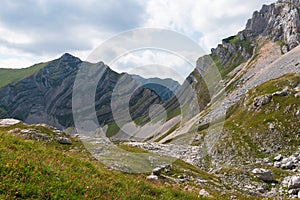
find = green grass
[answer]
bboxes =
[212,73,300,164]
[154,122,180,143]
[0,62,49,88]
[0,124,202,199]
[106,122,120,138]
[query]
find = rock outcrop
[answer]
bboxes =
[210,0,300,70]
[245,0,300,51]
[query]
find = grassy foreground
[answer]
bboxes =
[0,124,201,200]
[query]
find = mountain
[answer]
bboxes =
[1,0,300,199]
[131,74,180,101]
[0,53,165,132]
[123,0,300,198]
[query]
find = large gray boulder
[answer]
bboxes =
[57,137,72,145]
[0,118,21,126]
[287,175,300,189]
[252,168,274,182]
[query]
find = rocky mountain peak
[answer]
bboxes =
[207,0,300,71]
[245,0,300,51]
[59,53,81,63]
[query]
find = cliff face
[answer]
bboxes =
[175,0,300,117]
[0,53,163,130]
[245,0,300,51]
[210,0,300,71]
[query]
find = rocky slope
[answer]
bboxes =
[122,0,300,198]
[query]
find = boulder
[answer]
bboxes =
[198,189,210,198]
[0,118,21,127]
[295,110,300,117]
[252,168,274,182]
[152,167,163,176]
[253,95,272,107]
[274,161,281,168]
[57,137,72,144]
[272,88,289,96]
[287,176,300,189]
[146,174,158,181]
[274,154,283,161]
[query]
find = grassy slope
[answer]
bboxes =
[0,122,265,199]
[0,123,202,200]
[221,73,300,160]
[197,73,300,185]
[0,62,49,88]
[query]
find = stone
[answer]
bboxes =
[31,133,51,141]
[268,123,276,131]
[295,110,300,117]
[272,88,289,97]
[152,167,162,176]
[253,95,272,107]
[274,161,281,168]
[288,189,300,195]
[287,176,300,189]
[282,161,295,170]
[0,118,21,127]
[198,189,210,198]
[274,154,283,161]
[295,93,300,98]
[252,168,274,182]
[57,137,72,144]
[146,174,158,181]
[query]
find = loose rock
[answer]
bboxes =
[252,168,274,182]
[287,176,300,189]
[198,189,210,198]
[146,174,158,181]
[57,137,72,144]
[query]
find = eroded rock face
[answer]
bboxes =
[245,0,300,50]
[209,0,300,70]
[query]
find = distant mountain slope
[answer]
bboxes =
[131,74,180,101]
[0,62,49,88]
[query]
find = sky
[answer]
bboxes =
[0,0,275,80]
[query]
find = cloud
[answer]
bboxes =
[144,0,275,51]
[0,0,145,57]
[111,50,190,83]
[0,0,276,80]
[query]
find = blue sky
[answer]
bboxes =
[0,0,274,79]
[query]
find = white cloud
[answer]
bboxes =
[0,0,276,82]
[144,0,275,52]
[111,50,191,83]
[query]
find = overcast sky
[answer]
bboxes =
[0,0,275,79]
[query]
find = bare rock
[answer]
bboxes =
[253,95,272,107]
[146,174,158,181]
[198,189,210,198]
[287,176,300,189]
[57,137,72,145]
[252,168,274,182]
[274,154,283,161]
[0,118,21,127]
